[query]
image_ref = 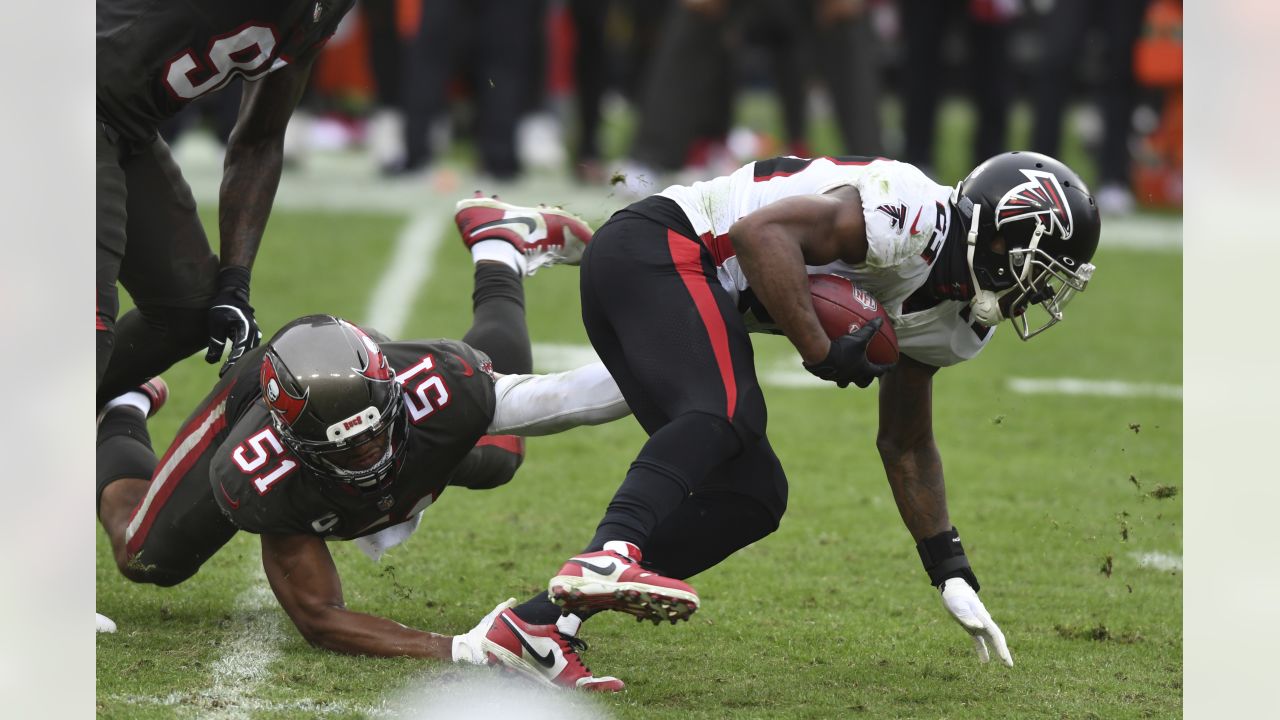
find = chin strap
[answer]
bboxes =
[964,204,1006,327]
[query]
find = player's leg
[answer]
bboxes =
[546,210,769,621]
[98,135,219,407]
[515,434,787,631]
[97,124,129,390]
[451,195,596,488]
[581,215,766,550]
[97,377,239,587]
[642,435,789,580]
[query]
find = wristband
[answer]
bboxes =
[217,265,252,298]
[916,527,981,592]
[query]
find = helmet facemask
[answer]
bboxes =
[1001,240,1096,339]
[275,381,408,493]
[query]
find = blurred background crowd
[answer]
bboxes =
[164,0,1182,216]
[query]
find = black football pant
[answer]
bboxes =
[96,123,219,408]
[514,198,788,626]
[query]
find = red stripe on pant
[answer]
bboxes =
[125,385,233,554]
[475,434,525,455]
[666,229,737,418]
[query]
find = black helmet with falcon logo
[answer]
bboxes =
[260,315,407,492]
[951,151,1101,339]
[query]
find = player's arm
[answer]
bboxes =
[205,51,321,370]
[728,187,868,364]
[877,355,950,539]
[877,355,1013,666]
[260,532,455,659]
[729,186,890,387]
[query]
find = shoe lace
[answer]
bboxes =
[557,632,593,673]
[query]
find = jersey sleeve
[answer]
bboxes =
[386,338,498,450]
[856,162,942,269]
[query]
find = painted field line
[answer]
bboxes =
[1007,377,1182,400]
[366,208,449,336]
[108,585,394,718]
[1131,551,1183,572]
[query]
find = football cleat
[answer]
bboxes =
[454,194,593,275]
[478,600,625,692]
[139,377,169,418]
[549,542,700,624]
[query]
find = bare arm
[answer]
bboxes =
[260,532,453,659]
[217,53,317,270]
[875,355,951,540]
[728,185,870,364]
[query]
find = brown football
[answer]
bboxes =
[808,274,899,365]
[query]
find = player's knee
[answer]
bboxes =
[115,554,193,587]
[452,437,525,490]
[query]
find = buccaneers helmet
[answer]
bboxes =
[260,315,407,492]
[952,151,1100,339]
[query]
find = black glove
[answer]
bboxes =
[205,265,262,375]
[802,317,895,388]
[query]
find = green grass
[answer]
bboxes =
[98,200,1181,715]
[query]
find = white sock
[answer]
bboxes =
[471,239,527,275]
[555,613,583,638]
[603,540,640,561]
[103,390,151,418]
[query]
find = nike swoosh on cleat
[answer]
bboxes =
[499,614,557,669]
[470,217,537,235]
[570,558,617,576]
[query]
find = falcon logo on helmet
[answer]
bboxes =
[995,169,1074,241]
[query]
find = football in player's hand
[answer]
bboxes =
[809,274,899,365]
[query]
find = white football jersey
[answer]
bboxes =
[657,156,996,367]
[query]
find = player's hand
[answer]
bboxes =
[940,577,1013,667]
[802,317,895,388]
[205,266,262,375]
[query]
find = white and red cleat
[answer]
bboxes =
[476,599,625,692]
[454,194,593,275]
[549,541,700,624]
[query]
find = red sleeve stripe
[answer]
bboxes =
[698,230,736,267]
[667,229,738,419]
[124,384,234,553]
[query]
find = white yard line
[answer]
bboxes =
[365,209,449,336]
[1007,377,1183,400]
[1131,551,1183,572]
[201,585,283,718]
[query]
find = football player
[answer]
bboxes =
[96,0,358,408]
[465,151,1100,685]
[95,210,633,691]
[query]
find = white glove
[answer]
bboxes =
[451,598,515,665]
[940,578,1013,667]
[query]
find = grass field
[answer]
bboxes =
[96,104,1183,718]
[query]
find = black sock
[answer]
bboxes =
[461,262,531,374]
[512,592,564,626]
